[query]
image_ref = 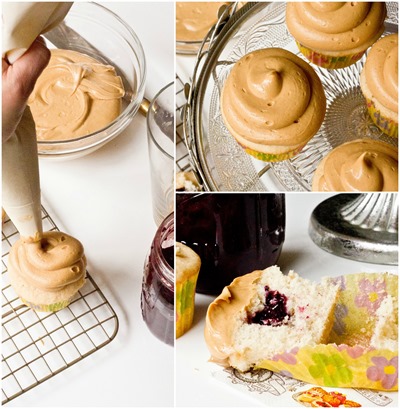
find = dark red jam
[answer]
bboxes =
[141,212,174,346]
[161,245,174,269]
[250,286,290,326]
[176,193,285,295]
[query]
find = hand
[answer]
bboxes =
[2,36,50,142]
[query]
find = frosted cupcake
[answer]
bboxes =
[205,266,339,372]
[360,33,398,137]
[286,2,386,69]
[176,242,201,338]
[312,139,398,192]
[8,231,87,312]
[176,2,227,42]
[221,48,326,161]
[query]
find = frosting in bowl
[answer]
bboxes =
[176,2,227,41]
[9,231,86,292]
[28,49,125,141]
[312,139,398,192]
[362,33,398,113]
[286,2,386,54]
[221,48,326,155]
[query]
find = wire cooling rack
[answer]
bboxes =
[1,207,119,404]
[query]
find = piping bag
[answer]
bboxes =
[2,2,72,240]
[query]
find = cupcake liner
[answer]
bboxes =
[255,273,398,391]
[296,42,365,69]
[365,97,398,138]
[176,275,198,338]
[244,143,305,162]
[20,297,71,312]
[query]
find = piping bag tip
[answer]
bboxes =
[3,204,43,242]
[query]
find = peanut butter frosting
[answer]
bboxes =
[221,48,326,153]
[205,270,261,366]
[362,34,398,113]
[8,231,86,292]
[205,266,339,371]
[176,2,227,41]
[286,2,386,54]
[28,49,125,141]
[312,139,398,192]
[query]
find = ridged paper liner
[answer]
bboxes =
[176,275,199,338]
[296,41,366,69]
[365,97,398,138]
[256,273,398,391]
[244,144,305,162]
[20,297,71,312]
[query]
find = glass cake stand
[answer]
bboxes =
[309,193,398,265]
[184,2,398,191]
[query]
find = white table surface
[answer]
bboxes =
[4,2,399,408]
[176,192,399,407]
[7,1,175,407]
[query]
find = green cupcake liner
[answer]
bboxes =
[365,97,398,138]
[20,297,71,312]
[296,41,365,69]
[244,143,305,162]
[176,276,198,338]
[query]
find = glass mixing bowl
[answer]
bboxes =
[39,2,146,159]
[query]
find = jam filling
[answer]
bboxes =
[250,286,290,326]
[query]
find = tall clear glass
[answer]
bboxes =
[147,82,174,226]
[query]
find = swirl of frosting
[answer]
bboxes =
[286,2,386,53]
[221,48,326,152]
[9,231,86,291]
[312,139,398,192]
[29,49,125,141]
[363,34,398,113]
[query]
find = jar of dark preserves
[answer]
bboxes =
[141,212,174,345]
[176,193,285,295]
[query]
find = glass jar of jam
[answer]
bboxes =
[141,212,174,345]
[176,193,285,295]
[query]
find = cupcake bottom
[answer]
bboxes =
[8,265,86,313]
[20,297,72,312]
[365,97,398,138]
[230,126,307,162]
[360,70,398,138]
[176,276,198,338]
[244,144,305,162]
[257,273,398,391]
[296,42,365,69]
